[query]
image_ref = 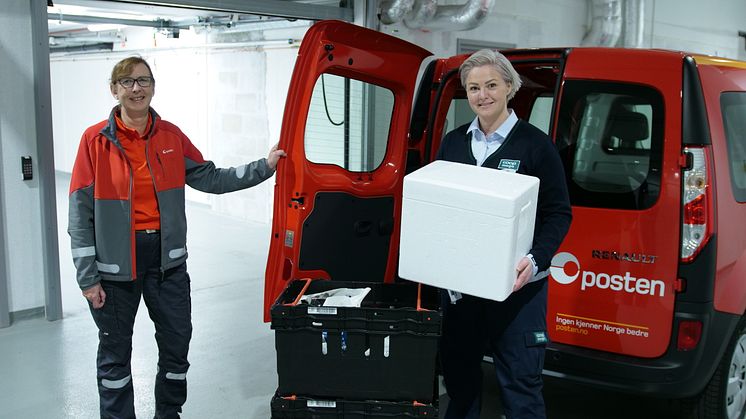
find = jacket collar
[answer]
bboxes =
[100,105,160,145]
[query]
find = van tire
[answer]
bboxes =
[679,317,746,419]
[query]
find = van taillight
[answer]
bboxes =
[683,194,706,224]
[677,320,703,351]
[681,147,711,261]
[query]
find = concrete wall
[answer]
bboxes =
[382,0,746,60]
[0,0,46,313]
[50,58,117,174]
[650,0,746,60]
[51,24,309,225]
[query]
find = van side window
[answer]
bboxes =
[304,73,394,172]
[556,81,664,210]
[444,98,474,134]
[721,92,746,202]
[528,95,553,135]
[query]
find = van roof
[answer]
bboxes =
[497,47,746,70]
[691,55,746,69]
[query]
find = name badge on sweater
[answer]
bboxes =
[498,159,520,172]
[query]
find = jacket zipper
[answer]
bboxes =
[107,133,136,281]
[144,133,165,279]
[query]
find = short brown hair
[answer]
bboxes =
[110,56,154,86]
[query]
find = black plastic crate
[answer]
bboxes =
[271,393,438,418]
[271,279,441,402]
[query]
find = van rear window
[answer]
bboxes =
[721,92,746,202]
[556,81,664,210]
[304,73,394,172]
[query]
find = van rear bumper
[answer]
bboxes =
[542,303,740,398]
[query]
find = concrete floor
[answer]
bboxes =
[0,173,680,419]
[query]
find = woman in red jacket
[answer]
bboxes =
[69,56,285,418]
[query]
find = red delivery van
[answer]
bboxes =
[264,20,746,419]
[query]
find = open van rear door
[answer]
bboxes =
[263,21,432,321]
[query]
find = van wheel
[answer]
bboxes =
[680,318,746,419]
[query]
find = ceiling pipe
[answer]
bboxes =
[50,42,113,54]
[49,35,122,46]
[379,0,495,32]
[48,12,189,30]
[404,0,438,29]
[622,0,645,48]
[379,0,416,25]
[581,0,622,47]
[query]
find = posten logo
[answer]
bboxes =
[550,252,580,284]
[550,252,665,297]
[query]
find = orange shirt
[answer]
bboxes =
[115,114,161,230]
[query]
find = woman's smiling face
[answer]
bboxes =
[465,64,511,125]
[111,63,154,117]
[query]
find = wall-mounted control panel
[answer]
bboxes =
[21,156,32,180]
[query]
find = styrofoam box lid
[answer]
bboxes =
[403,160,539,218]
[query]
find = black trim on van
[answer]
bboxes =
[549,50,570,135]
[544,302,739,398]
[677,234,717,303]
[424,68,459,162]
[410,59,436,145]
[682,56,711,145]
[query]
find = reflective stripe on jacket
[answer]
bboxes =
[68,106,274,289]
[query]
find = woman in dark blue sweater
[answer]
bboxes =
[437,49,572,419]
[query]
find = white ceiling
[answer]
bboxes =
[47,0,349,50]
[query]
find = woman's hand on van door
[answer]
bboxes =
[513,257,533,292]
[267,142,287,170]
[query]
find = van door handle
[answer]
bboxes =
[379,219,394,236]
[354,220,372,237]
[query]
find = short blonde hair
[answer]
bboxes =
[459,49,521,100]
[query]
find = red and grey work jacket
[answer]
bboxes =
[68,106,273,290]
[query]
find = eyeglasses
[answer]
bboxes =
[117,77,154,88]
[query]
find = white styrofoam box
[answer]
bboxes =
[398,160,539,301]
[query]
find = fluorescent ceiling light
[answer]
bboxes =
[49,4,154,21]
[87,24,126,32]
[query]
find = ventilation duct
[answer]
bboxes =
[380,0,495,32]
[581,0,622,47]
[403,0,438,29]
[379,0,416,25]
[622,0,645,48]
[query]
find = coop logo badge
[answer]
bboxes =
[550,252,665,297]
[498,159,520,172]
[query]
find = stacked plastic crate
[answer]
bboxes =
[270,278,441,418]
